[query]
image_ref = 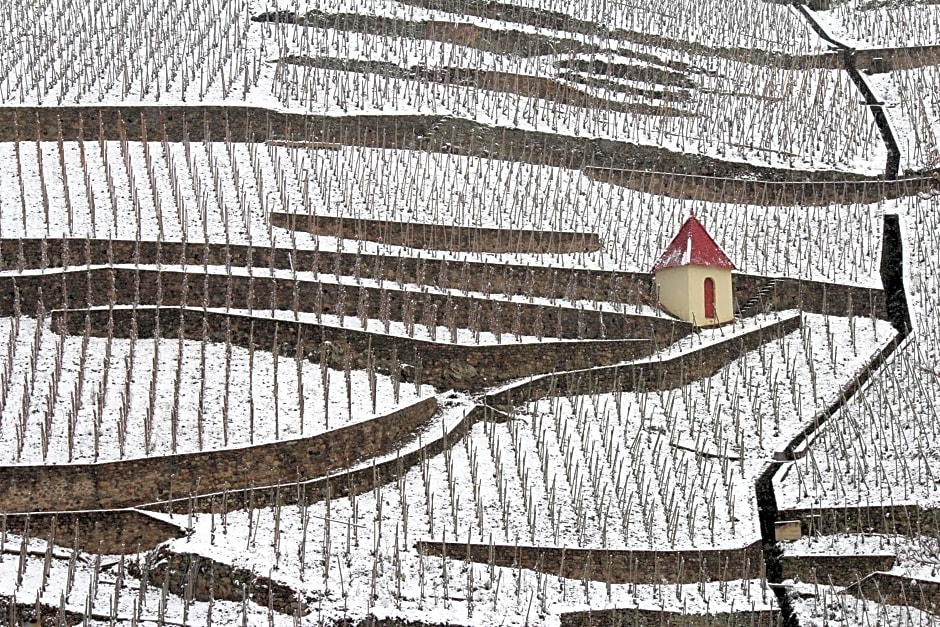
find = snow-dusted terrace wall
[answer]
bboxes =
[0,266,888,393]
[51,306,658,390]
[414,540,765,585]
[0,106,437,151]
[854,45,940,74]
[774,504,940,539]
[1,598,84,626]
[268,212,602,255]
[0,397,438,513]
[585,166,938,206]
[486,313,803,405]
[158,405,488,515]
[138,551,306,616]
[779,554,896,587]
[0,239,659,305]
[844,573,940,615]
[0,105,928,185]
[0,239,887,321]
[2,509,186,553]
[733,273,885,320]
[560,607,781,627]
[0,266,678,344]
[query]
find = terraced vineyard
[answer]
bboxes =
[1,0,939,626]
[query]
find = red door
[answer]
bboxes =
[704,278,716,319]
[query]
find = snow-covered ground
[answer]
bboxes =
[773,336,940,510]
[503,313,893,550]
[782,534,940,625]
[785,534,940,626]
[805,3,940,175]
[0,311,892,626]
[0,314,435,464]
[276,146,887,283]
[0,141,888,285]
[0,0,886,172]
[252,20,885,173]
[0,312,893,624]
[790,586,940,627]
[783,533,940,582]
[3,0,938,623]
[264,32,883,173]
[869,66,940,173]
[396,0,825,53]
[783,534,940,626]
[812,1,940,49]
[0,0,830,109]
[0,530,778,627]
[776,194,940,511]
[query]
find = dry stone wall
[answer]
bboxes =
[844,572,940,615]
[486,314,803,405]
[0,265,678,344]
[137,549,308,616]
[0,238,659,307]
[733,273,884,320]
[778,554,895,586]
[585,166,938,206]
[2,509,185,554]
[0,106,438,149]
[775,504,940,539]
[52,305,656,390]
[1,596,85,626]
[559,607,780,627]
[0,397,438,513]
[156,404,486,515]
[414,540,765,585]
[854,45,940,74]
[0,238,888,322]
[269,211,602,254]
[0,106,933,205]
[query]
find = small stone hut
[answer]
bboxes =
[651,214,735,326]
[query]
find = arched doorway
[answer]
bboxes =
[704,277,716,319]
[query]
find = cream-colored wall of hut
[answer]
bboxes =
[654,266,734,326]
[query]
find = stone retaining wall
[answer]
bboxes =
[0,397,437,513]
[0,238,887,322]
[585,166,937,206]
[425,115,890,182]
[0,106,439,149]
[0,263,686,345]
[1,596,85,626]
[52,305,655,391]
[138,549,308,616]
[0,237,659,308]
[152,404,486,515]
[414,540,765,584]
[855,45,940,74]
[775,504,940,539]
[559,607,780,627]
[2,509,185,554]
[269,211,602,254]
[844,572,940,615]
[0,105,928,195]
[779,554,895,586]
[486,313,803,405]
[733,273,884,320]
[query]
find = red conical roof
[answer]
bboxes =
[651,215,735,272]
